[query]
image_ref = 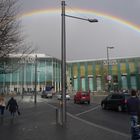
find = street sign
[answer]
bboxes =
[107,75,112,81]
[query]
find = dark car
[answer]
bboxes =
[74,91,90,104]
[101,92,131,112]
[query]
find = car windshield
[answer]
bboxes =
[81,92,89,95]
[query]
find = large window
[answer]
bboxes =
[74,78,78,91]
[120,63,126,74]
[73,64,78,77]
[81,78,86,91]
[138,63,140,74]
[130,75,137,89]
[96,76,101,91]
[88,77,93,92]
[39,61,46,83]
[88,64,92,75]
[80,64,85,77]
[96,64,101,75]
[121,76,128,89]
[46,61,53,82]
[129,62,135,74]
[112,65,118,75]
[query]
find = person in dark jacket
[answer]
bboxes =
[127,89,140,126]
[6,97,18,116]
[127,89,140,140]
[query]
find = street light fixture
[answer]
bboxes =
[107,46,114,92]
[61,0,98,126]
[64,14,98,23]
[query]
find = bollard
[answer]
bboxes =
[56,108,58,124]
[56,107,63,126]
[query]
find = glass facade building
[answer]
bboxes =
[0,54,61,94]
[68,57,140,92]
[0,54,140,94]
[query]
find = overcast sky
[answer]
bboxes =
[19,0,140,61]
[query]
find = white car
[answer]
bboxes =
[57,93,70,100]
[41,91,53,98]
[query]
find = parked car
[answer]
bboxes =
[74,91,90,104]
[101,92,131,112]
[41,90,53,98]
[57,93,70,100]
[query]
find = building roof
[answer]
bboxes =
[67,55,140,63]
[9,53,52,58]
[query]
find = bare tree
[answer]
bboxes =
[0,0,33,74]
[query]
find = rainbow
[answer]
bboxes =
[21,8,140,33]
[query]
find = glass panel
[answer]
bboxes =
[96,64,101,75]
[74,78,78,91]
[88,64,92,75]
[73,64,78,77]
[138,63,140,74]
[130,76,137,89]
[113,75,118,83]
[121,76,128,89]
[112,65,118,75]
[80,64,85,77]
[88,77,93,92]
[12,72,17,84]
[46,61,53,82]
[120,63,126,73]
[129,63,135,73]
[39,62,45,83]
[103,65,107,76]
[26,64,31,83]
[96,77,101,91]
[81,78,86,91]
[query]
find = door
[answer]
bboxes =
[96,77,101,91]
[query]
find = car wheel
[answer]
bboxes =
[102,103,106,109]
[88,101,90,104]
[118,105,122,112]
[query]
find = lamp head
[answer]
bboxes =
[107,46,114,49]
[88,18,98,23]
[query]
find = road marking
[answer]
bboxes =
[47,103,130,138]
[75,105,101,116]
[67,112,130,138]
[47,103,58,109]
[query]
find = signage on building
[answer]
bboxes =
[18,57,35,64]
[107,75,112,81]
[103,60,117,65]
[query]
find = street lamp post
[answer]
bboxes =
[107,46,114,92]
[34,54,37,104]
[21,63,24,99]
[61,0,66,125]
[61,0,98,126]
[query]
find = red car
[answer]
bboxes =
[74,91,90,104]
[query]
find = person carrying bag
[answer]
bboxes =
[6,97,19,117]
[0,95,6,116]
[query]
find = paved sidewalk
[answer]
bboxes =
[0,97,130,140]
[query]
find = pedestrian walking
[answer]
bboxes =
[6,97,18,116]
[127,89,140,140]
[0,95,6,116]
